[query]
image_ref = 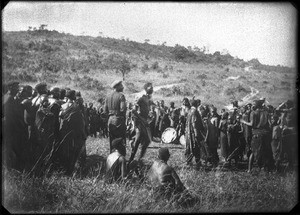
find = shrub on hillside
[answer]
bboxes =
[157,68,163,73]
[141,63,149,73]
[74,75,105,91]
[151,61,159,70]
[162,73,169,78]
[3,70,38,83]
[225,84,251,96]
[103,53,132,81]
[280,81,291,87]
[171,44,196,62]
[40,70,59,84]
[82,68,90,73]
[197,74,207,79]
[125,82,138,93]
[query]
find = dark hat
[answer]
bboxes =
[7,81,19,90]
[66,90,76,100]
[158,147,170,161]
[191,99,198,107]
[111,138,124,149]
[23,85,33,91]
[144,82,153,91]
[211,106,217,112]
[222,111,229,119]
[35,82,47,93]
[75,91,81,97]
[111,80,122,88]
[253,99,263,107]
[76,97,84,105]
[182,97,190,106]
[50,87,60,94]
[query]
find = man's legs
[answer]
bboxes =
[129,127,141,163]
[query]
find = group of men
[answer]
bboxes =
[104,81,189,201]
[3,81,89,175]
[106,79,297,188]
[3,79,298,199]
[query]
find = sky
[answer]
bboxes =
[2,2,297,67]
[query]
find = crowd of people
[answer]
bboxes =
[2,79,297,200]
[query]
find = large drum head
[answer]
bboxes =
[179,135,186,147]
[161,127,177,144]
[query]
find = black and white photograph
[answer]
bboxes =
[2,2,298,213]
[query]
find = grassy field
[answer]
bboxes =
[3,136,298,213]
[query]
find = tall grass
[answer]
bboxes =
[3,137,298,213]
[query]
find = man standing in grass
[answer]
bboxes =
[129,82,155,163]
[241,99,274,172]
[185,99,206,169]
[104,80,127,154]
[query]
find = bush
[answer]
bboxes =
[197,74,207,79]
[74,75,105,91]
[40,70,59,84]
[141,63,149,73]
[162,73,169,78]
[157,68,163,73]
[151,61,159,70]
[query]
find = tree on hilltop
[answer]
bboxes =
[39,24,48,31]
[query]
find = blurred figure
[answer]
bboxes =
[148,104,157,140]
[270,114,282,172]
[2,81,28,170]
[219,112,229,162]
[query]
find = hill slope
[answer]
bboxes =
[2,29,296,109]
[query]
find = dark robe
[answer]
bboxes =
[3,94,28,170]
[185,107,205,164]
[58,102,86,174]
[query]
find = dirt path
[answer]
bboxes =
[225,86,260,110]
[129,81,259,110]
[131,83,184,98]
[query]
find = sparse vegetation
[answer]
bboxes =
[2,137,298,213]
[2,29,296,108]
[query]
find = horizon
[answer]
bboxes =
[2,2,297,68]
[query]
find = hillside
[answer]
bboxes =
[2,28,296,109]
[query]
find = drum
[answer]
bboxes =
[161,127,177,144]
[179,135,186,147]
